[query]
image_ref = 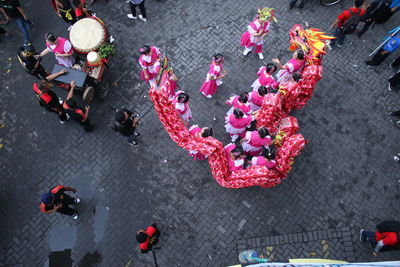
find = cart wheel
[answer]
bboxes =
[83,86,95,103]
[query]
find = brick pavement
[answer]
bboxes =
[0,0,400,266]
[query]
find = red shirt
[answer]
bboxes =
[337,8,365,28]
[375,232,399,246]
[33,83,52,104]
[74,0,87,18]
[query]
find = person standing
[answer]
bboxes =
[226,92,251,115]
[127,0,147,22]
[366,27,400,66]
[39,33,75,68]
[328,0,367,49]
[139,45,161,86]
[40,185,80,220]
[17,44,49,80]
[0,0,33,45]
[251,63,278,92]
[33,70,70,123]
[225,108,253,142]
[113,108,141,147]
[171,91,192,125]
[240,127,272,154]
[248,86,269,112]
[54,0,77,26]
[273,50,305,84]
[240,7,276,60]
[199,54,226,99]
[357,0,394,38]
[63,81,93,132]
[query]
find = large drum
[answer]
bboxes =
[70,18,107,53]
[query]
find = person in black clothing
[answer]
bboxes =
[357,0,394,38]
[127,0,147,22]
[113,109,141,146]
[54,0,77,25]
[63,81,93,132]
[33,70,70,123]
[1,0,33,44]
[17,44,49,80]
[40,185,80,220]
[0,25,10,42]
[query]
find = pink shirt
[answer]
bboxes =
[284,58,305,74]
[257,66,279,89]
[224,144,244,171]
[228,114,252,129]
[248,19,270,44]
[139,46,161,69]
[251,156,276,169]
[226,96,251,114]
[206,61,223,81]
[245,130,272,148]
[189,125,201,137]
[172,98,189,116]
[249,91,264,107]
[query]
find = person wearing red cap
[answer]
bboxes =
[40,185,80,220]
[136,223,160,253]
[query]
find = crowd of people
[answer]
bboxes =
[1,0,399,258]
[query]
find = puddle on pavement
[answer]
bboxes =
[93,202,109,245]
[49,222,77,251]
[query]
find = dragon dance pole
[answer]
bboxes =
[368,27,400,57]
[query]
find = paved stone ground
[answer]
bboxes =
[1,0,400,266]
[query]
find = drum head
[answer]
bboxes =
[70,18,105,53]
[83,86,95,103]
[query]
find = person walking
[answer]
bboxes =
[138,45,161,86]
[328,0,367,50]
[366,26,400,66]
[127,0,147,22]
[40,185,80,220]
[113,108,141,147]
[17,44,49,80]
[199,54,226,98]
[240,7,276,60]
[33,70,70,123]
[0,0,33,45]
[357,0,394,38]
[63,81,93,132]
